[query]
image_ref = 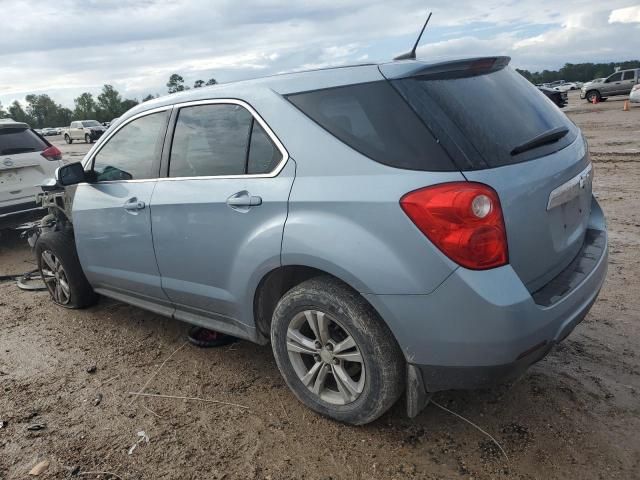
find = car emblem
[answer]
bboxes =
[2,159,13,167]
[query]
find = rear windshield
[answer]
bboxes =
[0,128,48,156]
[287,81,456,171]
[392,67,578,169]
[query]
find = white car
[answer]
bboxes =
[0,119,63,228]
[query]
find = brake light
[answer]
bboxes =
[41,145,62,161]
[400,182,508,270]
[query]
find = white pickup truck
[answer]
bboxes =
[63,120,107,144]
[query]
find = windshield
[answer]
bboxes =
[82,120,101,127]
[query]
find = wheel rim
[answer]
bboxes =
[286,310,365,405]
[41,250,71,305]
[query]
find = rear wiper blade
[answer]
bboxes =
[510,126,569,156]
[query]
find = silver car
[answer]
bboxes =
[33,57,608,424]
[581,69,640,102]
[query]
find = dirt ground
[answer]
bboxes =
[1,92,639,480]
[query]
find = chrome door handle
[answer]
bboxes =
[124,198,146,211]
[227,192,262,208]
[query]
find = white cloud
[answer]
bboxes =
[609,5,640,23]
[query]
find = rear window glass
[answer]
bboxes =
[392,67,578,169]
[287,81,455,171]
[0,128,48,155]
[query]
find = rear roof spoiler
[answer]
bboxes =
[380,56,511,80]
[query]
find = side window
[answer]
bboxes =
[247,121,282,174]
[622,71,635,81]
[169,103,283,177]
[607,73,622,83]
[92,110,169,182]
[169,104,252,177]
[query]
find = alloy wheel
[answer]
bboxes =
[286,310,365,405]
[40,250,71,305]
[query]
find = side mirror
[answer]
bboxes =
[55,162,87,186]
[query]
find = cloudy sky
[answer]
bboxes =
[1,1,639,108]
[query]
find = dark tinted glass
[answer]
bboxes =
[622,70,635,80]
[170,104,253,177]
[247,121,281,174]
[0,128,48,155]
[287,81,455,171]
[607,73,622,82]
[393,67,577,169]
[93,110,168,181]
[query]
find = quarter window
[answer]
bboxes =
[169,103,282,177]
[248,121,281,174]
[92,110,169,182]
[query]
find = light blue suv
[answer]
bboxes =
[34,57,608,425]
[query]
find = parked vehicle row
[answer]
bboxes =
[31,56,608,425]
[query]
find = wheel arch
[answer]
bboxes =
[252,264,392,344]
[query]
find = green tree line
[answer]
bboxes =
[517,60,640,84]
[0,74,218,128]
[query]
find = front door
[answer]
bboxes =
[150,101,294,334]
[73,108,173,313]
[602,72,623,96]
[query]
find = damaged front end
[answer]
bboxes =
[23,179,75,249]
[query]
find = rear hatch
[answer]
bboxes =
[381,58,592,291]
[0,123,58,207]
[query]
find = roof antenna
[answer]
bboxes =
[394,11,433,61]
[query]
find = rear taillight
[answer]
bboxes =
[41,145,62,161]
[400,182,508,270]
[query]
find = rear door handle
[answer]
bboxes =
[227,191,262,210]
[124,198,146,211]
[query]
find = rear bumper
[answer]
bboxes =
[365,196,608,392]
[0,201,43,228]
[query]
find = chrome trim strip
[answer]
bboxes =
[0,206,43,219]
[547,163,593,211]
[82,98,289,184]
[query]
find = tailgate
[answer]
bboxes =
[382,58,592,290]
[464,138,592,291]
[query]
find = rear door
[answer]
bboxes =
[0,124,59,210]
[384,61,592,291]
[73,108,173,312]
[150,100,293,333]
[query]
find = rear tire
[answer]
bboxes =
[64,134,72,144]
[35,231,97,309]
[271,276,405,425]
[586,90,601,103]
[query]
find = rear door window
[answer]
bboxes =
[169,103,284,177]
[0,127,48,155]
[287,81,455,171]
[622,71,635,81]
[392,67,578,169]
